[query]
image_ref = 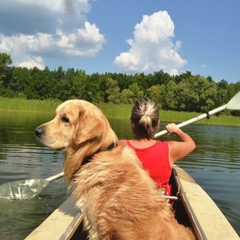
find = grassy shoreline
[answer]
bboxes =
[0,97,239,126]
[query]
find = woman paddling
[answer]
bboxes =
[120,98,196,196]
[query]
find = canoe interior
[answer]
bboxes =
[71,221,88,240]
[170,170,195,229]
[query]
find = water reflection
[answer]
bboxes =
[0,191,67,239]
[0,112,68,239]
[0,112,239,238]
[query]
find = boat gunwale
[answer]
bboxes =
[172,167,207,240]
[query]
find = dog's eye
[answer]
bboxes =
[61,116,69,123]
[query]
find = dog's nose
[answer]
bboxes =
[35,127,44,138]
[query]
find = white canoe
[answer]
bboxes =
[25,165,239,240]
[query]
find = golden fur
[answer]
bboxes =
[35,99,195,240]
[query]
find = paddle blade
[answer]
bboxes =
[0,179,49,200]
[226,92,240,110]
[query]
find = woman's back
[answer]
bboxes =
[124,140,172,195]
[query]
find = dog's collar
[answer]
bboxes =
[81,142,117,166]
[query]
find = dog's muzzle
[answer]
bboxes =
[35,127,44,139]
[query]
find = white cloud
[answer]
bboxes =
[16,0,65,12]
[0,0,105,69]
[19,57,45,70]
[0,34,45,69]
[114,11,187,75]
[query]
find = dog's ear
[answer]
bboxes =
[75,106,104,145]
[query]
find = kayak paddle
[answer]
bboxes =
[155,91,240,138]
[0,172,64,200]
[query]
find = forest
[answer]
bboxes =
[1,53,240,115]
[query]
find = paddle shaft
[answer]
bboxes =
[154,104,227,138]
[46,172,64,182]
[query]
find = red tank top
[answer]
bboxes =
[125,140,172,195]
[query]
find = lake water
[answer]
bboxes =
[0,111,239,239]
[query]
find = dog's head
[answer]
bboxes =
[35,99,118,181]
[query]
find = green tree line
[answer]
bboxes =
[1,53,240,115]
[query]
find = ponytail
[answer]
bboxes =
[131,98,159,139]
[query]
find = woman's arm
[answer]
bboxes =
[166,123,196,166]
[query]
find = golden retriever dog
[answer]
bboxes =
[35,99,195,240]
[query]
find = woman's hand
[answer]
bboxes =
[165,123,179,136]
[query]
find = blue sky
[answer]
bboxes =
[0,0,240,83]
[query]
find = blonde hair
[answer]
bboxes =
[131,98,159,139]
